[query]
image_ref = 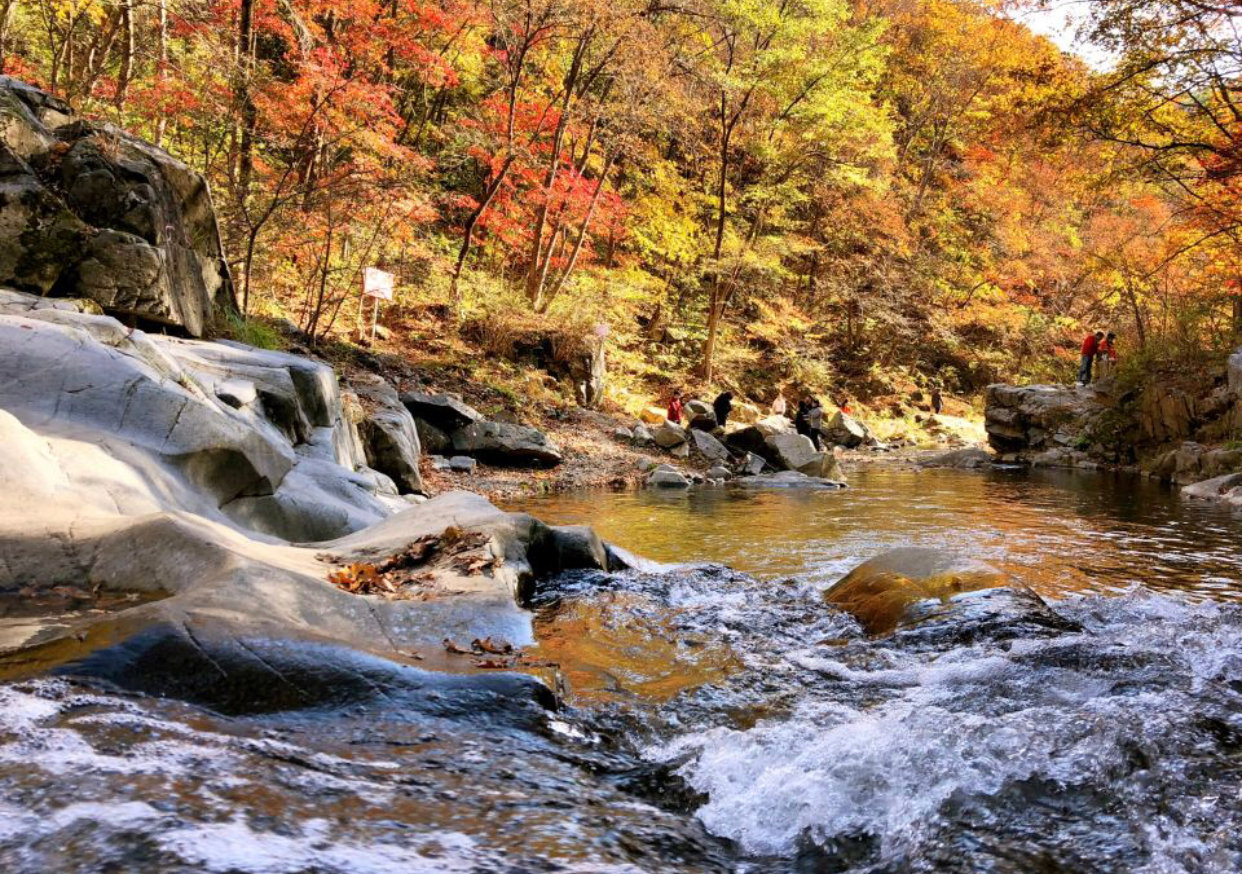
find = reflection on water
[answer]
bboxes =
[508,467,1242,600]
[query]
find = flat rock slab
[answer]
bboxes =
[735,471,845,489]
[451,421,563,467]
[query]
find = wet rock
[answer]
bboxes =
[1181,472,1242,507]
[690,428,730,462]
[451,421,562,468]
[919,447,994,470]
[736,471,845,490]
[401,391,484,434]
[648,468,691,488]
[352,374,425,495]
[653,420,688,448]
[0,78,232,336]
[824,547,1054,635]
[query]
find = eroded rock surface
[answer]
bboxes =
[0,77,232,335]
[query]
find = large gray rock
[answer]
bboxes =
[0,78,232,335]
[653,419,688,448]
[985,384,1106,457]
[919,447,995,470]
[685,399,717,431]
[690,427,730,461]
[451,421,563,467]
[736,471,845,490]
[648,468,691,488]
[822,410,868,448]
[1182,472,1242,507]
[766,432,820,472]
[351,374,425,495]
[401,391,484,433]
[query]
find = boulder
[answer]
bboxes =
[823,547,1056,635]
[632,423,655,444]
[648,468,691,488]
[449,455,477,473]
[613,426,634,441]
[822,410,868,448]
[736,471,845,490]
[640,406,668,425]
[690,428,730,461]
[725,415,793,462]
[685,399,717,431]
[919,447,995,470]
[671,442,690,459]
[706,465,732,481]
[766,432,820,472]
[984,384,1107,458]
[451,421,563,467]
[401,391,484,434]
[351,374,425,495]
[653,420,688,448]
[800,450,846,482]
[1182,472,1242,507]
[0,78,232,336]
[741,452,767,475]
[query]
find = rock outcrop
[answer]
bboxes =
[351,374,425,495]
[451,421,563,468]
[0,77,232,336]
[984,384,1106,458]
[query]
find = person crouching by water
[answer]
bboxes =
[1078,331,1104,386]
[666,392,684,424]
[713,391,734,428]
[1096,332,1118,380]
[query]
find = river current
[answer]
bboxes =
[2,468,1240,872]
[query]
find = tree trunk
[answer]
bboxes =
[116,0,134,110]
[155,0,168,146]
[237,0,256,203]
[450,155,515,316]
[1234,290,1242,339]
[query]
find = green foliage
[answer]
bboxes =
[223,313,285,352]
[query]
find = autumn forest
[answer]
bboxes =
[5,0,1242,402]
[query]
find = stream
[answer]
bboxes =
[2,467,1240,872]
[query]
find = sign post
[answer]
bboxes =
[361,267,394,343]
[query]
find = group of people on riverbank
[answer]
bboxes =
[1079,331,1118,386]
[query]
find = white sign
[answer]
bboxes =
[363,267,394,300]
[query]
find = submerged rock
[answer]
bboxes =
[1181,472,1242,507]
[649,468,692,488]
[736,471,844,489]
[824,547,1057,635]
[919,447,995,469]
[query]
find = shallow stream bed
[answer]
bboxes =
[2,468,1240,873]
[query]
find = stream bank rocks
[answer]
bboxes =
[0,77,232,336]
[0,292,624,713]
[401,390,562,468]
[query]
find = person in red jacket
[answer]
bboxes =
[1096,332,1118,380]
[666,392,684,424]
[1078,331,1104,385]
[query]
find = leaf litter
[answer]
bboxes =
[318,526,499,599]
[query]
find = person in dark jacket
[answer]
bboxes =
[931,386,943,415]
[794,400,810,437]
[712,392,734,428]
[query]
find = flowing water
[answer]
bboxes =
[2,467,1241,872]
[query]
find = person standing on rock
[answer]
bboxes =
[931,386,943,415]
[713,392,734,428]
[807,398,825,449]
[1078,331,1104,386]
[667,392,684,424]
